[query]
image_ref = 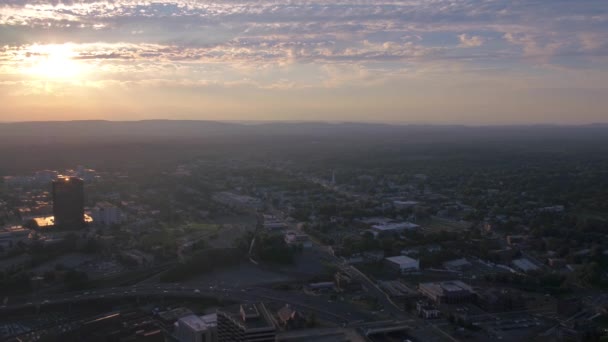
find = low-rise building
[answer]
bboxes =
[539,205,565,213]
[512,258,540,273]
[159,307,194,325]
[284,231,312,248]
[400,248,420,257]
[416,301,440,319]
[488,248,517,263]
[442,258,471,271]
[385,255,420,274]
[393,200,419,210]
[90,202,122,227]
[0,226,31,254]
[379,280,418,300]
[275,327,358,342]
[506,235,527,246]
[213,192,262,212]
[401,244,441,257]
[276,304,304,329]
[334,272,362,292]
[371,222,419,237]
[363,250,385,262]
[477,289,526,312]
[547,258,567,268]
[418,281,476,305]
[175,314,218,342]
[262,214,286,231]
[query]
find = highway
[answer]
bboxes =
[0,283,377,327]
[298,222,411,321]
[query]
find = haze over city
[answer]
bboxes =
[1,0,607,124]
[2,2,608,342]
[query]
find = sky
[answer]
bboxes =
[0,0,607,124]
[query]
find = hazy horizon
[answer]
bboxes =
[1,1,607,124]
[1,119,608,127]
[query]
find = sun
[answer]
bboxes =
[23,44,87,79]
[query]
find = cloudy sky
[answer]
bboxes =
[1,0,607,124]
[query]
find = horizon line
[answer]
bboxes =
[1,119,608,128]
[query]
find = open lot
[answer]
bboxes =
[185,262,292,288]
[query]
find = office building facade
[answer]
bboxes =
[52,177,85,229]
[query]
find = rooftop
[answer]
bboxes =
[420,280,474,294]
[178,315,209,332]
[241,303,260,319]
[512,258,540,272]
[277,304,297,322]
[443,258,471,269]
[393,200,419,205]
[386,255,418,265]
[200,313,217,326]
[158,307,193,322]
[372,222,420,232]
[218,303,275,331]
[95,201,117,209]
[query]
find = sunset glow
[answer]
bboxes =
[0,1,607,123]
[22,44,87,80]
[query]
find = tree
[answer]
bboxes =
[43,271,56,282]
[577,262,602,286]
[83,238,102,254]
[160,248,243,282]
[254,233,297,264]
[306,313,317,328]
[64,270,89,290]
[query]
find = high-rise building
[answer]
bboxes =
[217,303,275,342]
[52,177,85,230]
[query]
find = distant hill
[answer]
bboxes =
[0,120,607,144]
[0,120,607,174]
[0,120,244,138]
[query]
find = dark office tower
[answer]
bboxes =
[217,303,276,342]
[52,177,85,230]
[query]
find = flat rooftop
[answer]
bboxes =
[420,280,474,294]
[386,255,418,265]
[178,315,209,332]
[219,303,275,331]
[159,307,193,322]
[372,222,419,231]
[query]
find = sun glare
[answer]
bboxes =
[23,44,87,79]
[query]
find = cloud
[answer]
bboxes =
[458,34,484,47]
[0,0,607,92]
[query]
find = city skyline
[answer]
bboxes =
[1,0,607,124]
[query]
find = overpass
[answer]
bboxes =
[0,284,357,326]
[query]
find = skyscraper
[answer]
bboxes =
[52,177,85,230]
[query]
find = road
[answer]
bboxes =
[0,283,376,327]
[292,215,410,321]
